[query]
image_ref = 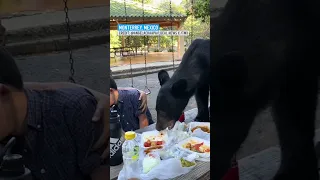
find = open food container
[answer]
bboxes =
[188,122,210,134]
[176,137,210,158]
[140,130,168,154]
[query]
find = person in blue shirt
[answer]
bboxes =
[110,77,154,132]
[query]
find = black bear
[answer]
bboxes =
[155,39,210,131]
[210,0,320,179]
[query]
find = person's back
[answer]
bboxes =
[117,89,153,132]
[23,87,104,180]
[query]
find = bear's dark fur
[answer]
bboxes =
[210,0,320,179]
[155,39,210,131]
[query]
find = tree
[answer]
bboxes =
[110,31,121,49]
[183,16,209,46]
[185,0,210,22]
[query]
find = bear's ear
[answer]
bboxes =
[171,79,188,97]
[158,70,170,86]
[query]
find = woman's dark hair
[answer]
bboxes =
[0,47,23,90]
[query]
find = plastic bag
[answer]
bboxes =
[140,158,195,180]
[118,158,196,180]
[118,147,197,180]
[170,121,188,132]
[118,160,141,180]
[192,128,210,141]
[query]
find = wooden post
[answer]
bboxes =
[121,36,125,47]
[177,21,185,59]
[157,35,160,51]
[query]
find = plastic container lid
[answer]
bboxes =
[125,131,136,140]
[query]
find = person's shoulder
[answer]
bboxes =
[45,87,97,109]
[118,88,139,95]
[56,87,94,98]
[118,88,140,100]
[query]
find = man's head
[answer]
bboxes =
[109,77,118,107]
[0,47,24,141]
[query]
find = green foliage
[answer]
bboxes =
[110,31,121,49]
[110,25,179,51]
[125,36,145,47]
[185,0,210,22]
[182,15,210,46]
[110,0,209,50]
[168,48,175,52]
[132,0,153,3]
[193,0,210,22]
[157,0,186,15]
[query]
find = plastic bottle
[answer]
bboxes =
[122,131,140,179]
[0,137,33,180]
[109,106,124,166]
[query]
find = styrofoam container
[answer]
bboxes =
[188,122,210,134]
[140,130,168,149]
[176,137,210,158]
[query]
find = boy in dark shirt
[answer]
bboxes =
[110,77,154,131]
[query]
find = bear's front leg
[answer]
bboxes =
[195,84,209,122]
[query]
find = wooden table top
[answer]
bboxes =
[110,124,211,180]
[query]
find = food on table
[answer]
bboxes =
[144,145,163,154]
[191,126,210,133]
[143,132,166,147]
[180,158,196,167]
[183,140,210,153]
[142,153,161,173]
[143,139,164,147]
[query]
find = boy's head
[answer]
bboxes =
[0,47,24,141]
[110,77,118,107]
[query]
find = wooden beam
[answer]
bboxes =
[110,21,181,30]
[109,17,186,30]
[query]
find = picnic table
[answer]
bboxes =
[110,46,143,58]
[110,123,211,180]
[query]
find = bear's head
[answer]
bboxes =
[155,70,190,131]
